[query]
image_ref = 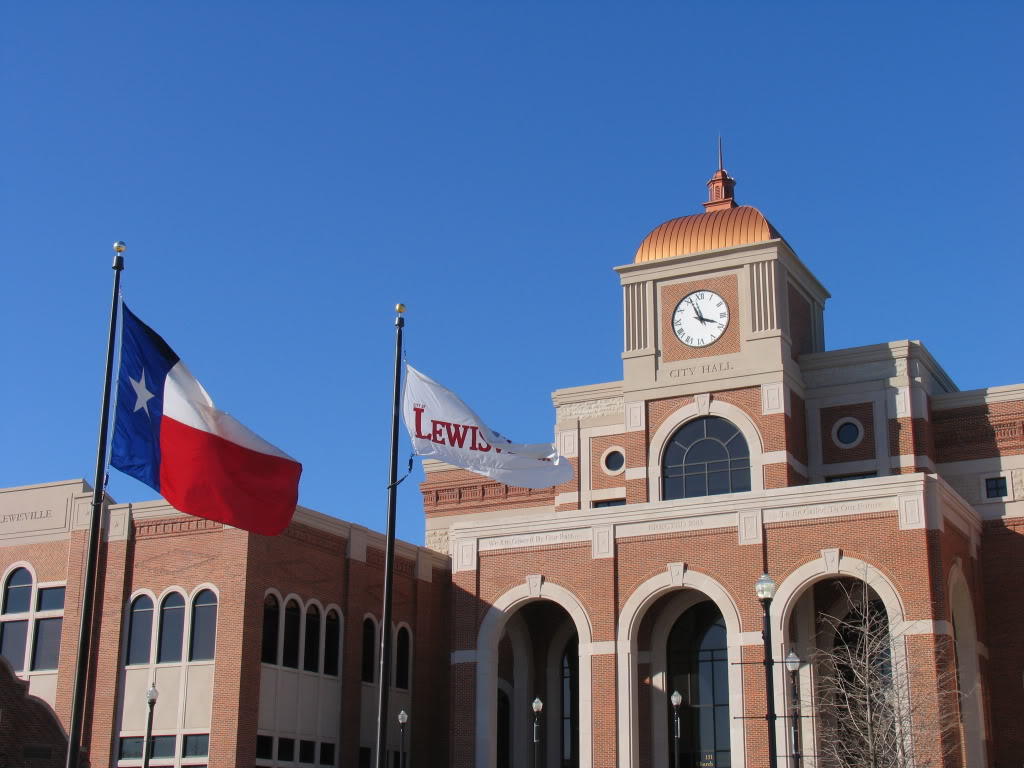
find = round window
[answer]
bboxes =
[603,450,625,473]
[832,418,864,449]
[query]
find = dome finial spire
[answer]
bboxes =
[704,136,736,212]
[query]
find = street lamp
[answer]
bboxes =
[785,649,802,768]
[532,697,543,768]
[142,684,158,768]
[397,710,408,768]
[670,690,682,768]
[756,573,779,768]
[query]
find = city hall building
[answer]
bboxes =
[3,164,1023,768]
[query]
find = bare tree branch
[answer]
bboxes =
[810,577,963,768]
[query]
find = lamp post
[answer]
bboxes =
[142,684,158,768]
[756,573,779,768]
[785,649,802,768]
[532,697,543,768]
[397,710,408,768]
[670,690,682,768]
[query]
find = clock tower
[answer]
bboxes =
[608,159,829,494]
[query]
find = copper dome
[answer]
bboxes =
[634,205,780,264]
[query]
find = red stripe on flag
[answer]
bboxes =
[159,417,301,536]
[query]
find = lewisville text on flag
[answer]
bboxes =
[402,365,573,489]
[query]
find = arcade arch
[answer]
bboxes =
[616,567,746,768]
[475,580,593,768]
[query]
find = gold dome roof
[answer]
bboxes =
[634,205,779,264]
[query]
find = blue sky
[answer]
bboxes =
[2,2,1021,545]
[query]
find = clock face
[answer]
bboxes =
[672,290,730,347]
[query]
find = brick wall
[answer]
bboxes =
[820,401,875,464]
[933,400,1024,463]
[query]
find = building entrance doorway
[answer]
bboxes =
[666,600,731,768]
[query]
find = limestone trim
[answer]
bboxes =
[800,340,957,394]
[831,416,865,450]
[474,581,594,768]
[615,568,745,768]
[449,474,940,556]
[932,382,1024,409]
[890,454,936,471]
[599,445,627,477]
[646,398,766,501]
[450,650,477,664]
[976,470,1016,504]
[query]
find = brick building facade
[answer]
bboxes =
[2,163,1023,768]
[0,482,450,768]
[421,165,1023,768]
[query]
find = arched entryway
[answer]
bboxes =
[495,602,580,768]
[780,571,906,768]
[616,567,745,768]
[476,580,593,768]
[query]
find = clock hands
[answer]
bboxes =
[689,298,712,325]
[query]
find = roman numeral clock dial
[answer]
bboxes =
[672,290,729,347]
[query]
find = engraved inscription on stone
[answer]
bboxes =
[0,493,69,537]
[763,497,895,523]
[479,529,591,551]
[616,513,734,539]
[558,397,624,420]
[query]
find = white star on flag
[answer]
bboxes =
[130,370,155,417]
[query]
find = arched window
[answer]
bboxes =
[361,618,376,683]
[189,590,218,661]
[324,610,340,677]
[261,594,280,664]
[2,568,32,614]
[126,595,154,665]
[304,605,321,673]
[0,568,33,672]
[157,593,185,663]
[282,600,301,669]
[662,416,750,500]
[395,627,411,689]
[666,601,731,767]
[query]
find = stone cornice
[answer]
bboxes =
[932,383,1024,410]
[800,340,958,394]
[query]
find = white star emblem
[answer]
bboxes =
[130,370,156,417]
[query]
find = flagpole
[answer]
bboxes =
[375,303,405,768]
[65,241,125,768]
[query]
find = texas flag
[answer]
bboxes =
[110,304,302,535]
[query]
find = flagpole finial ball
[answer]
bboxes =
[395,303,406,314]
[113,241,127,253]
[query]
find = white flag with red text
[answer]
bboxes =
[402,365,574,489]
